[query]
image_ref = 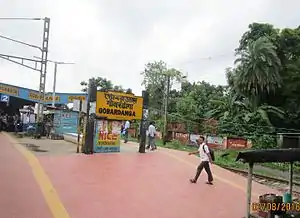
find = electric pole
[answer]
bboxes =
[162,72,187,145]
[53,63,57,106]
[36,17,50,124]
[0,17,51,136]
[34,56,75,107]
[163,75,170,145]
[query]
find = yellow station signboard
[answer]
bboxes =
[68,95,86,102]
[28,91,60,102]
[0,84,19,96]
[96,91,143,120]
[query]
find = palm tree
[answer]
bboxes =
[235,96,284,126]
[205,92,240,119]
[234,37,282,96]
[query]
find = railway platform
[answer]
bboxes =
[0,132,281,218]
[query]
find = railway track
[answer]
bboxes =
[221,166,300,196]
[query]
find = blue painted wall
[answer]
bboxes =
[53,110,78,134]
[0,82,87,105]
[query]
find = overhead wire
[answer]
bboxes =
[0,33,42,50]
[0,17,44,21]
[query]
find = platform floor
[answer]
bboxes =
[0,132,280,218]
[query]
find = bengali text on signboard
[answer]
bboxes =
[68,95,86,102]
[28,92,60,102]
[96,91,143,120]
[28,91,42,101]
[0,84,19,96]
[44,95,60,102]
[227,137,247,149]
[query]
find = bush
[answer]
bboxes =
[250,134,277,149]
[169,140,182,149]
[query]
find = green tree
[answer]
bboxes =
[234,37,282,97]
[235,23,300,131]
[140,61,185,120]
[141,61,167,118]
[235,97,284,127]
[80,77,113,92]
[205,92,239,120]
[80,77,132,93]
[237,23,280,53]
[174,81,226,135]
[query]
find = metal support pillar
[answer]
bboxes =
[81,114,87,153]
[246,162,254,218]
[84,79,97,154]
[32,57,74,108]
[289,162,293,195]
[52,63,57,107]
[163,75,170,145]
[36,17,50,124]
[84,95,91,154]
[139,90,149,153]
[77,100,82,153]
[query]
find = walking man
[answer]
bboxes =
[188,136,214,185]
[147,121,156,151]
[123,120,130,143]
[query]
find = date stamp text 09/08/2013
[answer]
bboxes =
[252,202,300,212]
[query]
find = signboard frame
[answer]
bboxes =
[95,91,143,121]
[0,82,87,105]
[93,119,122,153]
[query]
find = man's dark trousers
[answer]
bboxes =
[124,129,128,143]
[193,161,213,182]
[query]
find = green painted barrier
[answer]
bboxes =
[283,192,292,203]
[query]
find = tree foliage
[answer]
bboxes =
[139,22,300,149]
[78,22,300,150]
[140,61,185,121]
[80,77,132,94]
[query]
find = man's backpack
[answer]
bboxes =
[203,145,215,161]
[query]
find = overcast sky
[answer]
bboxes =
[0,0,300,95]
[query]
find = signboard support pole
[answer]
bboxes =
[84,97,91,154]
[289,162,293,195]
[84,79,96,154]
[76,100,82,153]
[139,90,149,153]
[245,162,254,218]
[81,116,87,153]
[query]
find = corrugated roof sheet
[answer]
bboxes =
[235,148,300,163]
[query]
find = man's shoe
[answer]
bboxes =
[206,181,213,185]
[189,179,196,183]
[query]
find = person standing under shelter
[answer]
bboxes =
[188,136,214,185]
[147,121,156,151]
[123,120,130,143]
[120,124,125,138]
